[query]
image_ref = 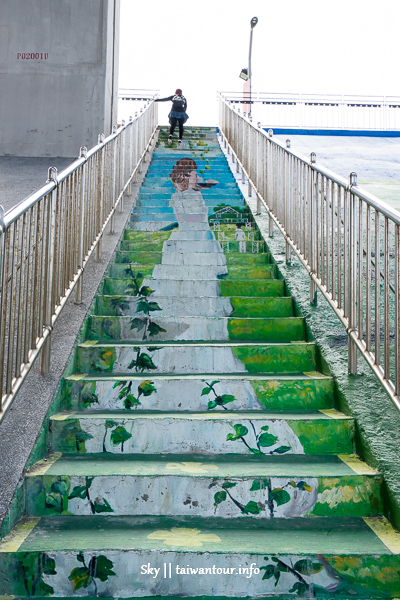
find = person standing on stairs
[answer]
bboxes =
[156,89,189,145]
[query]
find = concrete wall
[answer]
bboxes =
[0,0,120,157]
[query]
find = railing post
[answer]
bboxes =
[285,139,292,264]
[348,172,358,374]
[41,167,58,375]
[256,122,262,215]
[119,122,125,213]
[75,147,87,305]
[309,153,317,305]
[96,134,105,261]
[128,116,134,195]
[110,125,117,234]
[0,205,5,409]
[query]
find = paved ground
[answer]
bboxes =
[275,135,400,212]
[0,156,75,213]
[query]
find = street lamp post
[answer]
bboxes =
[248,17,258,118]
[240,17,258,118]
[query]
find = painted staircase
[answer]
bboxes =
[1,127,400,598]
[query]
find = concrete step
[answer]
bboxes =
[75,341,320,375]
[62,373,335,412]
[101,278,286,297]
[95,295,292,318]
[25,453,381,519]
[87,316,307,343]
[115,251,228,268]
[49,409,354,456]
[115,248,271,262]
[1,515,398,597]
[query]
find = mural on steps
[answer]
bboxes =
[1,126,399,600]
[2,544,400,597]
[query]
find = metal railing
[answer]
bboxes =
[0,100,158,419]
[220,91,400,131]
[219,94,400,411]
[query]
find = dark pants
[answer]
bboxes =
[169,117,184,139]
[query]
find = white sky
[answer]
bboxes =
[118,0,400,126]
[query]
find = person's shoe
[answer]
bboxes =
[178,139,182,145]
[168,135,172,145]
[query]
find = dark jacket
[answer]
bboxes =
[156,94,187,112]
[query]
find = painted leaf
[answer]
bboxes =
[243,501,263,515]
[258,432,278,447]
[93,498,114,513]
[98,350,116,371]
[113,381,125,389]
[147,321,167,337]
[219,394,236,405]
[138,380,157,397]
[76,430,94,445]
[249,448,263,454]
[214,490,227,507]
[276,561,290,573]
[45,493,63,512]
[110,426,132,446]
[293,559,323,576]
[139,286,154,297]
[270,488,291,507]
[201,386,212,396]
[205,380,220,388]
[260,564,276,580]
[77,552,85,563]
[50,479,68,496]
[137,299,151,314]
[100,319,116,340]
[226,424,248,441]
[297,481,313,492]
[222,481,237,490]
[117,386,130,399]
[105,419,119,430]
[274,445,291,454]
[88,555,116,581]
[250,479,270,491]
[137,353,157,371]
[147,301,162,312]
[124,394,139,410]
[68,566,92,590]
[208,400,217,409]
[37,553,56,577]
[81,383,99,407]
[130,317,146,332]
[36,581,55,596]
[289,581,309,595]
[260,425,270,432]
[69,485,88,501]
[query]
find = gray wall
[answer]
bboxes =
[0,0,120,157]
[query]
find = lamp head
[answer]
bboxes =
[251,17,258,28]
[239,68,249,81]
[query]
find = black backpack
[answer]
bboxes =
[172,95,185,110]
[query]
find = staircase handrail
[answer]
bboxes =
[219,93,400,411]
[0,100,158,420]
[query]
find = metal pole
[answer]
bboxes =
[348,172,358,374]
[41,167,58,374]
[75,147,87,304]
[248,17,258,118]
